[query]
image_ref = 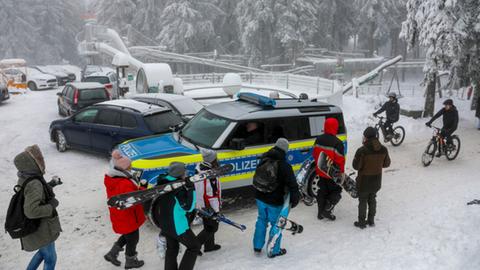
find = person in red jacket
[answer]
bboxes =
[312,118,346,221]
[104,150,146,269]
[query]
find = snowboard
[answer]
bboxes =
[317,152,358,198]
[467,199,480,205]
[266,193,303,258]
[107,164,233,210]
[196,208,247,231]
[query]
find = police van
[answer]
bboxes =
[118,92,347,196]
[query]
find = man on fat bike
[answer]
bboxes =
[425,99,459,157]
[373,92,400,141]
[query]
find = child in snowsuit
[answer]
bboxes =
[195,149,222,253]
[151,162,200,270]
[104,150,145,269]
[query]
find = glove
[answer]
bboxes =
[290,191,300,209]
[47,176,63,187]
[425,122,431,127]
[184,177,195,191]
[48,198,59,208]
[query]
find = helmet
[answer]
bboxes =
[387,92,397,99]
[443,99,453,106]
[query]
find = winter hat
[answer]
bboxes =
[168,162,186,178]
[363,127,377,139]
[443,99,453,106]
[25,144,45,174]
[275,138,289,153]
[111,150,132,171]
[324,118,339,136]
[201,149,217,163]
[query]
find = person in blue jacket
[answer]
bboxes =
[150,162,200,270]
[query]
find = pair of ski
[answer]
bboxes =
[107,164,246,231]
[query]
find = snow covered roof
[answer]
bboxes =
[132,93,194,102]
[0,58,27,67]
[69,82,105,89]
[97,99,170,114]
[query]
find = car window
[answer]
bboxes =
[66,87,74,99]
[74,109,98,123]
[95,109,121,126]
[61,86,68,96]
[181,110,230,148]
[122,113,137,128]
[79,88,108,100]
[83,76,110,84]
[144,111,183,134]
[170,99,203,116]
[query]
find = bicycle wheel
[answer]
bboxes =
[390,126,406,146]
[445,135,461,160]
[422,140,436,167]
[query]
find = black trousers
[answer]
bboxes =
[165,229,201,270]
[316,177,342,215]
[115,229,139,257]
[358,192,377,223]
[440,129,454,144]
[197,217,219,250]
[384,120,394,134]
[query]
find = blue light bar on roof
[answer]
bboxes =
[237,92,276,107]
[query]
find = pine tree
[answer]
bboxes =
[131,0,166,44]
[94,0,137,33]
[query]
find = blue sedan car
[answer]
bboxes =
[49,99,183,155]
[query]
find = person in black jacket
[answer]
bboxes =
[426,99,459,151]
[150,162,200,270]
[373,92,400,139]
[475,96,480,130]
[252,138,301,258]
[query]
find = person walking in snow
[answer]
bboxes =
[475,95,480,130]
[252,138,300,258]
[352,127,391,229]
[312,118,345,220]
[151,162,200,270]
[373,92,400,140]
[13,145,62,270]
[195,149,222,253]
[425,99,459,155]
[104,150,145,269]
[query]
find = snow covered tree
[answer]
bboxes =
[131,0,166,44]
[93,0,137,33]
[212,0,240,54]
[157,0,223,54]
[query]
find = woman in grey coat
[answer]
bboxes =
[13,145,62,270]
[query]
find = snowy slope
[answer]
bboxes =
[0,90,479,270]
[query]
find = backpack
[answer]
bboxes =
[5,178,42,239]
[253,158,279,193]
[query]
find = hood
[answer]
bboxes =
[14,151,43,182]
[107,159,129,178]
[364,138,382,152]
[263,146,286,161]
[117,133,197,161]
[30,73,56,81]
[324,118,339,136]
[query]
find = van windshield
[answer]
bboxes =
[181,110,231,148]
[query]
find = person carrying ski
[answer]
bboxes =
[373,92,400,140]
[425,99,459,155]
[12,145,62,270]
[195,149,222,253]
[104,150,145,269]
[252,138,300,258]
[312,118,345,220]
[150,162,200,270]
[352,127,391,229]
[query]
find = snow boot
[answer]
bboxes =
[321,211,336,221]
[254,248,262,256]
[104,244,123,267]
[268,248,287,258]
[204,244,221,253]
[354,221,366,229]
[125,253,144,269]
[367,220,375,227]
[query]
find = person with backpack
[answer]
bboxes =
[195,149,222,253]
[373,92,400,140]
[9,145,61,270]
[312,118,346,221]
[104,150,145,269]
[150,162,200,270]
[252,138,300,258]
[352,127,391,229]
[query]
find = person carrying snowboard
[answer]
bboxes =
[104,150,145,269]
[352,127,391,229]
[373,92,400,140]
[150,162,200,270]
[425,99,459,156]
[312,118,345,220]
[11,145,62,270]
[252,138,300,258]
[195,149,222,253]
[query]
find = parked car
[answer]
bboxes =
[0,83,9,103]
[132,93,204,121]
[82,71,118,98]
[81,65,114,81]
[48,65,77,81]
[57,82,110,116]
[49,99,184,155]
[3,67,57,90]
[32,65,74,86]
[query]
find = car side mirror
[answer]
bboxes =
[230,138,246,150]
[56,92,62,97]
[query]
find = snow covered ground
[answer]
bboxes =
[0,89,479,270]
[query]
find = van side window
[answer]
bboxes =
[309,114,346,136]
[264,117,311,143]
